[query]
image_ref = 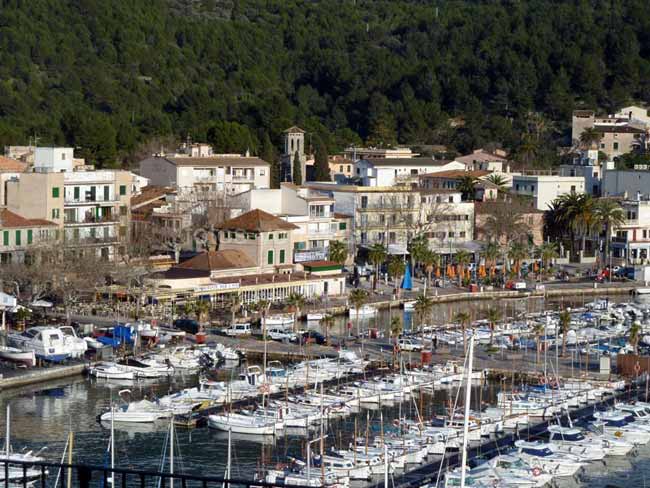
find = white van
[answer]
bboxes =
[225,323,251,336]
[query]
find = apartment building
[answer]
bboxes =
[355,158,464,187]
[611,197,650,265]
[139,143,270,194]
[6,168,133,261]
[0,209,57,264]
[511,174,585,211]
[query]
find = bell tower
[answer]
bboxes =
[282,126,306,183]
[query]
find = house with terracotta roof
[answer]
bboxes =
[355,157,464,187]
[454,149,510,173]
[217,209,299,272]
[230,183,352,264]
[0,209,57,264]
[139,143,270,195]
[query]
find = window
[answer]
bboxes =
[339,165,343,172]
[361,196,368,208]
[571,185,576,192]
[119,226,126,237]
[247,233,256,240]
[230,232,236,239]
[339,222,347,230]
[119,185,126,196]
[613,142,619,151]
[267,250,274,265]
[74,187,80,200]
[279,249,285,264]
[14,230,21,246]
[600,143,605,149]
[52,208,60,219]
[448,196,453,203]
[448,231,455,238]
[120,205,127,216]
[103,186,110,201]
[2,231,8,246]
[347,165,351,172]
[268,233,274,240]
[52,187,60,198]
[278,232,287,239]
[294,241,306,250]
[27,230,32,244]
[260,169,265,176]
[410,169,418,175]
[459,231,466,238]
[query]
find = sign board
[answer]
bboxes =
[294,250,328,263]
[197,282,240,293]
[0,293,17,309]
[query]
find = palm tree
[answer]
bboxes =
[457,175,479,201]
[414,294,433,332]
[630,322,642,354]
[390,316,403,367]
[537,242,559,273]
[408,234,429,277]
[508,241,528,278]
[455,250,471,286]
[320,314,335,344]
[554,192,596,256]
[388,257,406,295]
[286,293,305,331]
[195,299,210,323]
[349,288,369,337]
[368,243,388,290]
[579,127,603,150]
[421,249,440,294]
[229,295,241,323]
[533,322,545,365]
[184,299,197,318]
[328,240,348,265]
[481,242,500,276]
[454,311,471,354]
[593,199,625,268]
[486,307,500,345]
[485,173,509,193]
[559,308,571,357]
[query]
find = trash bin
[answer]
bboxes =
[195,332,207,344]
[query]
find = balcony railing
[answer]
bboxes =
[64,236,119,246]
[64,215,117,225]
[64,197,118,204]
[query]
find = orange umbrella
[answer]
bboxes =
[448,265,455,278]
[479,265,486,278]
[533,262,539,272]
[435,267,441,278]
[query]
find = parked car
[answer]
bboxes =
[224,323,251,336]
[292,331,326,345]
[398,338,423,352]
[267,327,297,342]
[173,319,202,335]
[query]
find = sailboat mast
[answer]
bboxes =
[5,404,9,457]
[67,431,74,488]
[169,419,174,488]
[110,404,115,488]
[460,335,474,488]
[226,428,232,488]
[320,381,324,483]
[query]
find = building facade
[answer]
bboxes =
[355,158,464,187]
[511,174,585,210]
[0,209,57,264]
[611,198,650,265]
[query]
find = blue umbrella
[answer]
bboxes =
[401,263,412,290]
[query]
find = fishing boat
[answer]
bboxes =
[207,413,277,434]
[0,347,35,367]
[88,362,135,380]
[7,327,71,362]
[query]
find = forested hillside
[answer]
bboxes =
[1,0,649,167]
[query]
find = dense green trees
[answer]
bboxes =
[2,0,650,167]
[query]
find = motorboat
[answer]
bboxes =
[59,326,88,358]
[83,336,104,350]
[8,327,71,362]
[0,346,35,367]
[100,399,172,423]
[266,314,295,326]
[89,362,135,380]
[119,358,173,378]
[306,313,325,321]
[348,305,377,317]
[403,301,416,310]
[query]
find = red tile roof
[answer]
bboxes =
[218,209,299,232]
[0,156,27,173]
[131,186,175,208]
[0,209,57,228]
[176,250,256,271]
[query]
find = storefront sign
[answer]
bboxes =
[294,250,328,263]
[197,282,240,292]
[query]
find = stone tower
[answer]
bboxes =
[282,126,306,183]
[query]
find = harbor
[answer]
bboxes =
[0,292,648,487]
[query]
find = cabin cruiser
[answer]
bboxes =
[8,327,71,362]
[208,412,278,435]
[99,399,172,423]
[88,362,135,380]
[58,326,88,358]
[513,440,587,476]
[548,424,630,457]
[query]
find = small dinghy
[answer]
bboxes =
[0,347,36,367]
[89,362,135,380]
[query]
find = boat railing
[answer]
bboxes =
[0,459,315,488]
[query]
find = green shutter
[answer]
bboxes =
[2,231,8,246]
[279,249,285,264]
[268,233,274,240]
[27,229,32,244]
[267,250,273,265]
[119,185,126,196]
[104,186,109,201]
[15,230,20,246]
[52,187,59,198]
[74,187,80,200]
[339,222,347,230]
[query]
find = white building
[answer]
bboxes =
[611,197,650,265]
[511,174,586,210]
[559,149,605,196]
[139,153,270,194]
[355,158,464,187]
[454,149,510,173]
[230,184,351,264]
[343,146,416,161]
[34,147,75,173]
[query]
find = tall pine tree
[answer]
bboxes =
[292,150,302,185]
[261,132,280,188]
[313,135,330,181]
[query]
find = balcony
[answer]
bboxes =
[64,198,119,206]
[612,236,628,244]
[64,236,119,246]
[64,215,118,225]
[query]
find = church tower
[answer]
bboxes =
[281,126,306,183]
